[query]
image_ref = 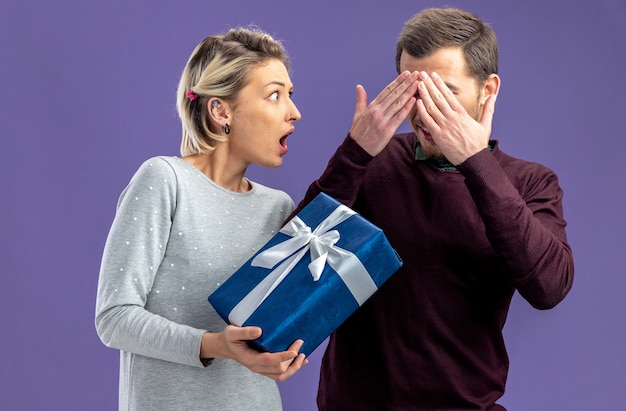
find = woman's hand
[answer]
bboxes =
[201,326,308,382]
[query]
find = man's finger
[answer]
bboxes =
[353,84,368,121]
[479,93,497,126]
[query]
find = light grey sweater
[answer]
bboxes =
[95,156,294,411]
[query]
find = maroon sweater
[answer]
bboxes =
[293,134,574,410]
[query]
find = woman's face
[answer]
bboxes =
[228,59,301,169]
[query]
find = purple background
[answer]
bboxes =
[1,0,624,409]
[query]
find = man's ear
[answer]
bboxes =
[481,74,500,105]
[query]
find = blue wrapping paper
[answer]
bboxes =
[208,192,402,356]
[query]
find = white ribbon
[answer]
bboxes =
[227,204,378,325]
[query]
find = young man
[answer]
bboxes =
[294,7,574,410]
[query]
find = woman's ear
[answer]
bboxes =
[208,98,229,125]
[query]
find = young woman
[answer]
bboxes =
[95,28,306,411]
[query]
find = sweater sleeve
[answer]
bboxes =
[290,135,373,219]
[95,158,207,367]
[458,149,574,309]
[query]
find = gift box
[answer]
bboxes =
[208,192,402,357]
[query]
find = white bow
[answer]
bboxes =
[227,204,378,325]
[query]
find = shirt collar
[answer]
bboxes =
[415,141,494,171]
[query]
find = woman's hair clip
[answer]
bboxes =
[186,91,198,101]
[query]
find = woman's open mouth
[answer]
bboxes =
[279,135,289,154]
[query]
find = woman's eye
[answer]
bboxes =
[269,91,279,102]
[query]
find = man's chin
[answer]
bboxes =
[417,138,443,160]
[425,151,444,160]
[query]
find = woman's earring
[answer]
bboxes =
[223,123,231,135]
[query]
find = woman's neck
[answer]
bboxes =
[182,152,250,193]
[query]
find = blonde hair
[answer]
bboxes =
[176,27,290,156]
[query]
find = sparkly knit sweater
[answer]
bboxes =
[95,156,294,411]
[294,134,574,411]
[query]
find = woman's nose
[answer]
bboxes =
[289,100,302,122]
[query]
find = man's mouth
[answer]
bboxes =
[417,124,433,142]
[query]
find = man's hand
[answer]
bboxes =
[415,71,497,165]
[350,71,419,156]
